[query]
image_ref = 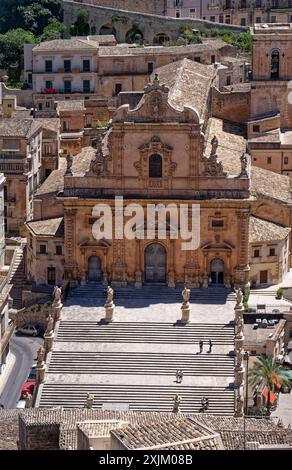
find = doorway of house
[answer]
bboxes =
[144,243,166,283]
[210,258,224,285]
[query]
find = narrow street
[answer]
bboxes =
[0,335,43,409]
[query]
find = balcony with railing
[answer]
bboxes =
[40,88,95,94]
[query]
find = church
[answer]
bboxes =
[26,58,286,290]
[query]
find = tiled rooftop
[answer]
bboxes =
[249,216,290,243]
[26,217,64,237]
[154,58,216,120]
[0,118,42,138]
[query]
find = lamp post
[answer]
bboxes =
[243,351,250,450]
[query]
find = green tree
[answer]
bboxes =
[0,0,62,35]
[0,29,37,80]
[249,355,291,416]
[71,9,90,36]
[41,19,68,41]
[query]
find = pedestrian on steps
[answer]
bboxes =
[199,340,203,354]
[179,370,184,383]
[208,340,213,354]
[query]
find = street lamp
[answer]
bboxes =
[243,351,250,450]
[244,351,250,415]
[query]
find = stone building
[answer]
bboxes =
[26,60,254,288]
[57,101,85,156]
[36,118,60,179]
[0,116,42,235]
[10,408,292,450]
[30,37,239,117]
[249,216,290,287]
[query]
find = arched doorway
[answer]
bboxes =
[144,243,166,283]
[210,259,224,285]
[88,256,101,282]
[99,24,117,37]
[153,33,170,45]
[125,28,143,44]
[271,49,280,79]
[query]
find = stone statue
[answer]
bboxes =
[53,285,62,304]
[106,285,114,304]
[182,286,190,303]
[45,314,54,334]
[210,135,219,157]
[66,152,73,174]
[172,394,181,413]
[25,393,33,408]
[235,346,244,369]
[37,346,45,366]
[235,288,243,307]
[240,153,250,177]
[235,393,244,417]
[84,392,94,409]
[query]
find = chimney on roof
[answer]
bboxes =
[2,95,17,118]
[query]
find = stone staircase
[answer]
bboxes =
[69,283,236,304]
[39,384,235,415]
[9,246,26,309]
[38,283,235,415]
[48,350,234,376]
[56,321,234,344]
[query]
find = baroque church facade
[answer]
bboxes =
[27,61,252,289]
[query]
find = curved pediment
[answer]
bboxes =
[112,74,200,125]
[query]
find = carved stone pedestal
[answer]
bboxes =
[104,302,115,323]
[81,272,86,286]
[53,303,63,322]
[36,363,46,384]
[180,303,191,323]
[44,331,54,354]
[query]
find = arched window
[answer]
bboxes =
[271,50,280,79]
[149,154,162,178]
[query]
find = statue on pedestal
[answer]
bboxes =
[235,288,243,307]
[182,286,190,303]
[106,285,114,304]
[53,286,62,305]
[172,394,181,413]
[37,346,45,366]
[84,392,94,409]
[45,314,54,334]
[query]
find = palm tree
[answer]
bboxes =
[249,355,291,416]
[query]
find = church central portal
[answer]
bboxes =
[144,243,166,283]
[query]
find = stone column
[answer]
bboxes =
[167,240,175,288]
[81,248,86,286]
[235,210,250,289]
[102,250,108,286]
[64,207,78,286]
[202,253,209,288]
[135,239,142,288]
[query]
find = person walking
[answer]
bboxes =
[208,339,213,353]
[199,340,203,354]
[175,370,180,383]
[179,370,184,383]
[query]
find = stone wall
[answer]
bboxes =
[10,302,52,328]
[74,0,167,15]
[0,83,33,108]
[212,87,250,124]
[63,0,245,45]
[18,419,60,450]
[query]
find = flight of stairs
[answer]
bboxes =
[39,384,235,415]
[69,283,236,304]
[9,246,26,309]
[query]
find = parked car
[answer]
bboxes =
[20,380,35,399]
[15,323,42,337]
[16,400,26,409]
[27,364,37,381]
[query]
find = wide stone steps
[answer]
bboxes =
[69,284,236,303]
[39,383,235,415]
[56,322,235,344]
[49,351,234,376]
